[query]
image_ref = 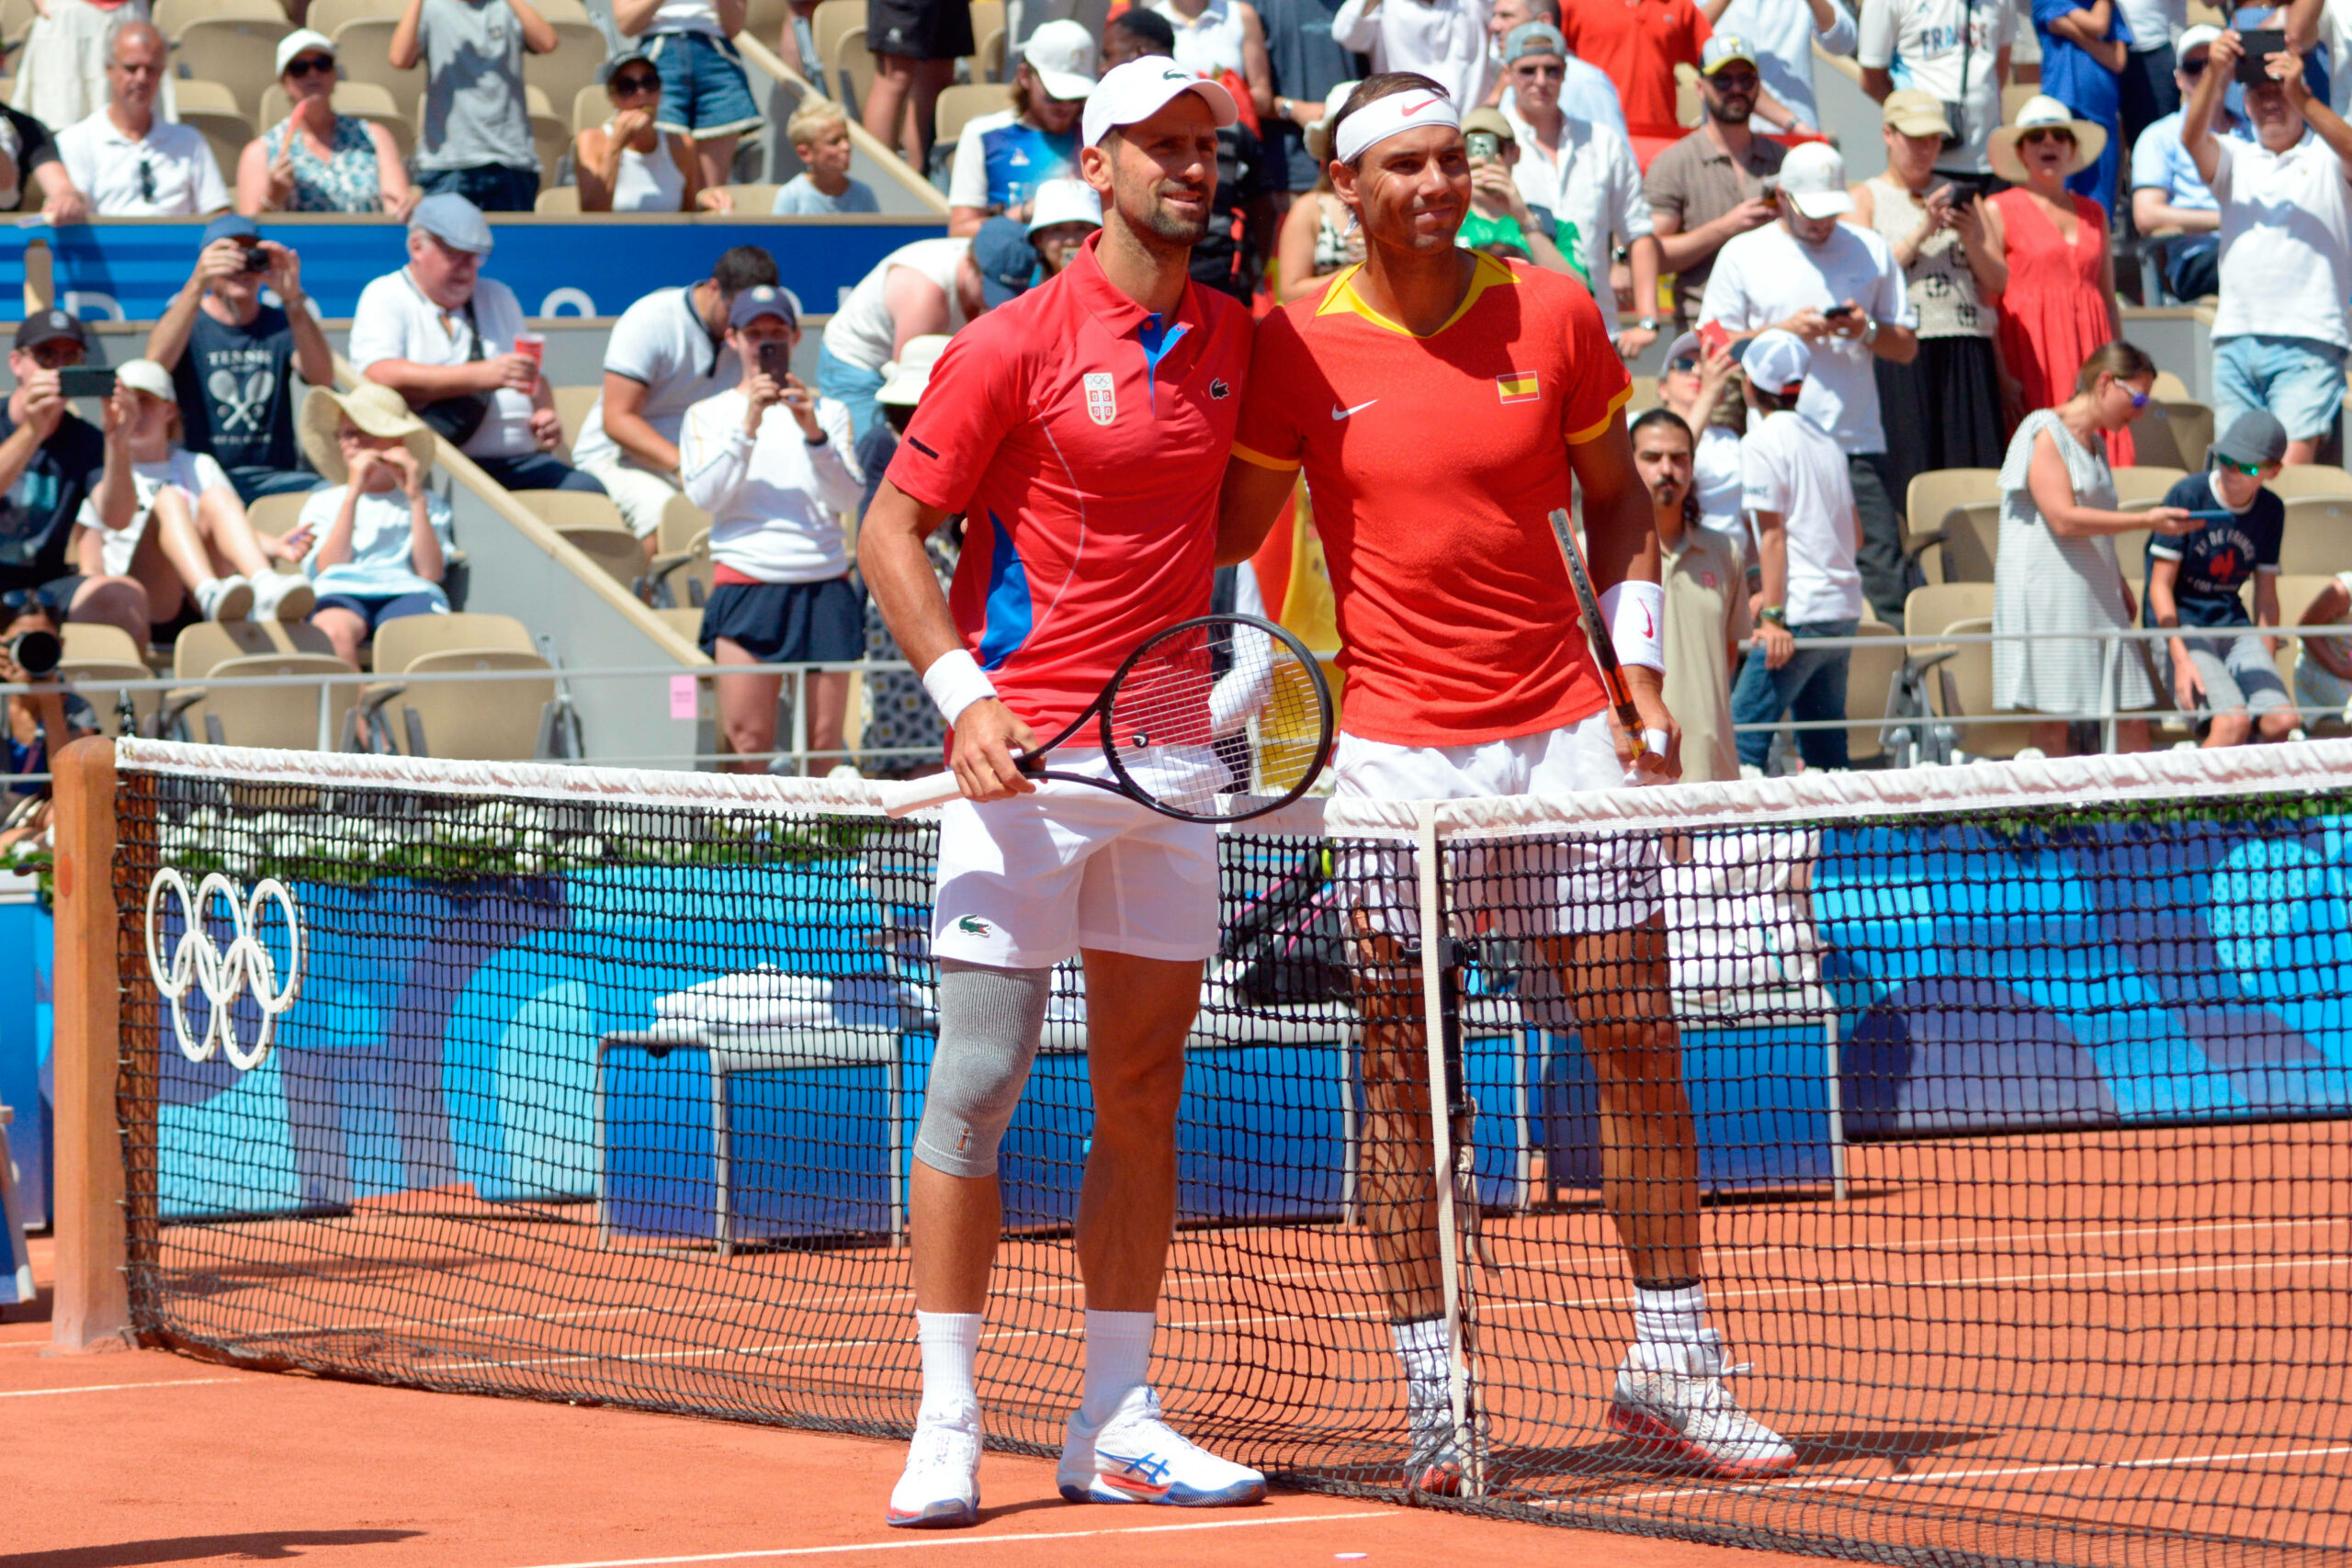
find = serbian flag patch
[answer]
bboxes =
[1496,370,1541,403]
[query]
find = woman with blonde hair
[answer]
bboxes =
[1992,341,2197,755]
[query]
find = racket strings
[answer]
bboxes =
[1106,620,1328,810]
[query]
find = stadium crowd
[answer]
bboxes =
[4,0,2352,782]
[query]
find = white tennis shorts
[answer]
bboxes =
[1333,710,1662,941]
[931,750,1221,970]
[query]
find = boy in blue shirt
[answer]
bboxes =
[2147,409,2296,746]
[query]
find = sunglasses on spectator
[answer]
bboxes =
[28,341,85,369]
[2112,380,2151,409]
[611,72,661,95]
[1513,61,1566,78]
[286,54,335,78]
[136,157,156,204]
[1668,355,1699,373]
[1711,71,1759,91]
[2019,128,2075,146]
[2180,54,2209,76]
[2213,454,2267,477]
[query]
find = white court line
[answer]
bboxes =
[1611,1442,2352,1506]
[508,1510,1396,1568]
[0,1378,239,1398]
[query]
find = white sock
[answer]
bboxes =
[1079,1309,1155,1428]
[1392,1315,1451,1415]
[1633,1283,1709,1348]
[914,1310,981,1430]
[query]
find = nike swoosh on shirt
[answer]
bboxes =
[1331,400,1378,420]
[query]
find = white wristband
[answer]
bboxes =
[1597,579,1667,672]
[921,648,999,726]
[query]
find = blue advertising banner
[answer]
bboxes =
[1,216,945,322]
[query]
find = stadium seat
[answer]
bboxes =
[831,24,877,119]
[647,493,713,607]
[1843,620,1905,767]
[2151,370,2192,403]
[2113,526,2150,589]
[170,78,255,193]
[0,0,31,53]
[2268,465,2352,499]
[514,489,643,590]
[60,623,156,738]
[1913,499,1998,585]
[303,0,407,42]
[534,183,582,212]
[812,0,864,112]
[328,19,415,105]
[550,383,600,458]
[169,620,356,750]
[572,82,607,135]
[156,0,285,42]
[2112,465,2189,510]
[1904,468,1999,583]
[2278,497,2352,576]
[2270,574,2339,704]
[369,612,535,672]
[717,181,780,210]
[172,17,294,119]
[2000,82,2038,124]
[529,91,571,187]
[1904,581,1995,638]
[259,80,414,162]
[2136,400,2214,471]
[967,0,1004,79]
[973,25,1005,84]
[523,22,610,136]
[933,83,1001,159]
[1928,615,2033,761]
[387,649,560,760]
[244,491,311,542]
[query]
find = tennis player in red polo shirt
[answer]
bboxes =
[861,58,1261,1529]
[1218,73,1797,1493]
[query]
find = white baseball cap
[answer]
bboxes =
[275,28,336,77]
[1023,18,1099,101]
[1738,329,1811,397]
[115,358,175,401]
[1776,141,1853,220]
[1081,57,1238,148]
[2177,22,2223,58]
[1027,177,1102,233]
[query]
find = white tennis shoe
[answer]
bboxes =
[1057,1386,1266,1506]
[1610,1330,1797,1479]
[886,1420,982,1529]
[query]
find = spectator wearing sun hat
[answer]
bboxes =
[1699,140,1919,629]
[1729,327,1863,773]
[290,381,454,670]
[1979,96,2129,459]
[946,18,1100,237]
[238,28,416,218]
[2186,25,2352,466]
[679,284,866,775]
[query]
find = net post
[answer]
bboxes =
[1414,801,1477,1496]
[50,736,132,1353]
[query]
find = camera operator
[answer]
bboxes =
[676,286,864,777]
[1,311,151,649]
[145,215,338,505]
[0,592,99,852]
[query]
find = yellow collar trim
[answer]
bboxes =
[1313,253,1518,339]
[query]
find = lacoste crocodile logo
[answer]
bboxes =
[957,916,992,936]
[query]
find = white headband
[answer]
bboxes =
[1331,87,1461,164]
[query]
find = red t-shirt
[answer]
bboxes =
[886,234,1253,738]
[1556,0,1713,141]
[1231,255,1631,748]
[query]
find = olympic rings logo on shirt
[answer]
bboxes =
[143,868,305,1072]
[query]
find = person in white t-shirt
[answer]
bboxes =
[1857,0,2017,178]
[349,193,605,495]
[573,245,781,549]
[72,358,313,628]
[815,220,1035,441]
[288,383,457,669]
[1711,0,1859,133]
[1335,0,1496,111]
[1696,141,1918,627]
[52,20,230,219]
[1726,329,1863,773]
[678,286,865,775]
[2187,27,2352,465]
[2287,0,2352,119]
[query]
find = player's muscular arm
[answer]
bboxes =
[864,479,1036,801]
[1216,454,1298,567]
[1570,420,1680,781]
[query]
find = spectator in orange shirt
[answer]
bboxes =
[1557,0,1714,166]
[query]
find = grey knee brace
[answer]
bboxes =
[912,958,1051,1179]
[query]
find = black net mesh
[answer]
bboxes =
[111,758,2350,1568]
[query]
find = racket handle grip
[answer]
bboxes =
[876,771,966,818]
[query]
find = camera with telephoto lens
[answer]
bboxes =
[8,629,62,680]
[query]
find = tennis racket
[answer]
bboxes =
[876,613,1338,823]
[1546,507,1667,765]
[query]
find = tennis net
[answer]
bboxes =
[75,737,2352,1567]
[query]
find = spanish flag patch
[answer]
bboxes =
[1496,370,1541,403]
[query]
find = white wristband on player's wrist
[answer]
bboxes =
[1598,580,1667,672]
[922,649,999,725]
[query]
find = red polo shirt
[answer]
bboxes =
[886,232,1254,738]
[1556,0,1713,145]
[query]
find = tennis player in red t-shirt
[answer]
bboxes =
[1218,73,1797,1492]
[861,60,1263,1529]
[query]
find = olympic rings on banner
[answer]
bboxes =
[144,869,304,1071]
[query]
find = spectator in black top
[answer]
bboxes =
[0,311,149,647]
[0,592,100,852]
[1257,0,1365,195]
[2148,410,2295,748]
[1102,7,1278,303]
[0,104,79,217]
[145,215,338,504]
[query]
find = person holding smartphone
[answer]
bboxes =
[676,285,865,776]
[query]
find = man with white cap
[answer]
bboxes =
[1697,140,1917,628]
[53,20,230,218]
[1726,327,1862,773]
[861,56,1261,1529]
[946,18,1101,236]
[2129,24,2240,302]
[1645,37,1790,331]
[1219,72,1797,1494]
[351,193,604,495]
